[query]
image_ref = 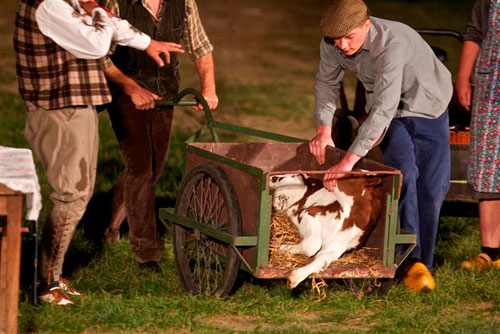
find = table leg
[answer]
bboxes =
[0,194,23,334]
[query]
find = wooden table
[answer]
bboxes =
[0,183,23,334]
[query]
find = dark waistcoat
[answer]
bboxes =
[112,0,185,99]
[14,0,111,110]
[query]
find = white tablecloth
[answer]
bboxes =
[0,146,42,221]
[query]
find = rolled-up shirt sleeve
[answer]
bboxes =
[36,0,115,59]
[36,0,150,60]
[102,55,114,69]
[463,0,489,45]
[183,0,214,60]
[314,38,345,127]
[349,43,403,157]
[99,0,151,50]
[110,17,150,50]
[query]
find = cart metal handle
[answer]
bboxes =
[156,88,219,142]
[415,29,463,42]
[156,88,307,143]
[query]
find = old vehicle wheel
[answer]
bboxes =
[343,278,393,296]
[173,162,242,297]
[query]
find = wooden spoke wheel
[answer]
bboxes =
[343,278,393,297]
[173,163,242,297]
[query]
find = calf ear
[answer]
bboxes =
[304,176,321,188]
[299,174,309,183]
[365,177,382,188]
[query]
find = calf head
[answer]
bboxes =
[269,174,308,190]
[272,184,308,211]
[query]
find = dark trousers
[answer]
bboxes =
[380,111,450,270]
[108,94,174,263]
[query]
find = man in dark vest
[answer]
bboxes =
[14,0,185,305]
[96,0,218,272]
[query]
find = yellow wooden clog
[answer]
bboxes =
[461,253,493,272]
[402,262,436,293]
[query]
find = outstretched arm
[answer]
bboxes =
[322,42,404,190]
[79,0,184,66]
[310,38,345,165]
[36,0,116,59]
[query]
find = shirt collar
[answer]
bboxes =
[129,0,161,21]
[361,17,376,51]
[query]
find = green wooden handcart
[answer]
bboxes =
[158,89,416,297]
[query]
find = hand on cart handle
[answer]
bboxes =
[125,84,162,110]
[192,88,218,111]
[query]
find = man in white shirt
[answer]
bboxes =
[14,0,183,305]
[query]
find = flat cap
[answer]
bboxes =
[320,0,368,38]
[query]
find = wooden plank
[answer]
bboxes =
[0,228,30,234]
[0,199,6,215]
[0,193,23,334]
[0,184,20,195]
[255,265,395,279]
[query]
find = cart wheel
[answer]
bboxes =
[343,278,393,297]
[373,278,393,296]
[173,162,242,297]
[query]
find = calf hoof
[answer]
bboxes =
[287,274,299,289]
[104,228,120,243]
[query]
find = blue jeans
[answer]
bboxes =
[380,111,450,270]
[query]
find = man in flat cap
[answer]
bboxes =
[309,0,453,292]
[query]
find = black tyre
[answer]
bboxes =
[173,162,242,297]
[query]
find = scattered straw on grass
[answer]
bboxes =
[311,274,328,303]
[269,211,385,301]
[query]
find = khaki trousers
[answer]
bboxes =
[25,105,98,282]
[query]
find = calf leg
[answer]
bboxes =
[280,238,322,257]
[280,213,322,257]
[287,248,345,289]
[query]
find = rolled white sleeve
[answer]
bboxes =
[36,0,150,59]
[36,0,114,59]
[110,17,150,50]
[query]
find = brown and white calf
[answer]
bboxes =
[269,174,384,288]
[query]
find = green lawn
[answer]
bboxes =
[2,0,499,332]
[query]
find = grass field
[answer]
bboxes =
[2,0,500,333]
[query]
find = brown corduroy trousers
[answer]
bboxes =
[106,94,174,263]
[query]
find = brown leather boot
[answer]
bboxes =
[402,262,436,293]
